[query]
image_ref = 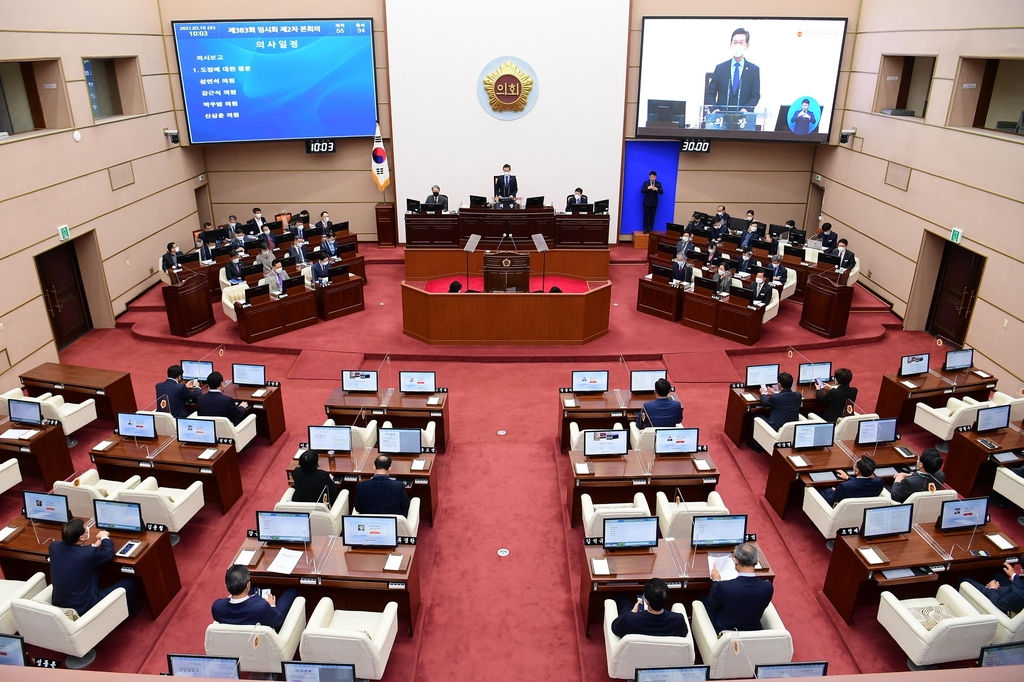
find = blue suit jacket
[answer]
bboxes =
[822,475,884,506]
[49,539,114,614]
[770,264,788,286]
[739,232,758,250]
[155,378,201,419]
[197,390,247,426]
[355,474,410,516]
[212,592,286,631]
[819,232,838,250]
[705,59,761,109]
[759,389,802,431]
[737,257,755,274]
[322,240,338,258]
[312,261,331,280]
[704,575,774,632]
[971,574,1024,614]
[637,397,682,429]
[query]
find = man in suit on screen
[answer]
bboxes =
[705,28,761,112]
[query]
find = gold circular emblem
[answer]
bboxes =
[483,61,533,112]
[502,258,512,267]
[159,398,168,410]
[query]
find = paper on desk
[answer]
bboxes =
[859,547,884,565]
[901,380,918,389]
[563,397,577,408]
[987,533,1014,550]
[742,393,757,402]
[0,429,30,440]
[0,526,16,541]
[293,448,304,460]
[592,558,610,576]
[198,448,218,460]
[267,548,302,574]
[789,455,808,467]
[574,462,590,475]
[93,440,113,451]
[709,554,739,580]
[252,389,267,398]
[644,273,653,280]
[411,459,427,471]
[427,396,441,406]
[234,549,255,565]
[384,554,403,571]
[694,458,711,471]
[974,370,992,378]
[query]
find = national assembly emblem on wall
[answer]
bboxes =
[477,57,539,120]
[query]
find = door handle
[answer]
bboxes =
[51,287,62,313]
[42,289,55,317]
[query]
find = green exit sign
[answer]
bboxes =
[57,225,70,241]
[949,228,963,244]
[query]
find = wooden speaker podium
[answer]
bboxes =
[162,273,215,337]
[483,252,530,292]
[800,271,853,338]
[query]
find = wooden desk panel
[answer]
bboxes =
[0,422,73,486]
[636,277,683,322]
[404,248,609,280]
[944,425,1024,496]
[875,371,997,423]
[21,363,136,422]
[235,288,318,343]
[715,299,763,345]
[723,386,825,447]
[325,389,450,454]
[223,384,286,445]
[681,291,717,335]
[313,274,365,321]
[404,209,609,248]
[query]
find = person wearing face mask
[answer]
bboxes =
[161,242,180,272]
[224,254,244,284]
[322,233,339,259]
[750,271,772,305]
[684,212,702,234]
[762,230,780,256]
[288,219,305,239]
[229,228,247,251]
[704,241,722,267]
[566,187,588,212]
[267,258,286,295]
[260,224,276,250]
[739,223,759,250]
[290,238,308,266]
[676,233,695,259]
[672,251,693,285]
[425,186,448,211]
[494,164,518,202]
[715,205,731,229]
[745,210,755,223]
[704,27,761,113]
[256,243,275,275]
[315,210,334,232]
[226,215,239,231]
[831,238,856,270]
[712,263,733,294]
[737,249,756,274]
[817,222,838,251]
[248,207,267,228]
[312,253,331,281]
[196,238,213,263]
[769,255,788,287]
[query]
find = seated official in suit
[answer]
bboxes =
[744,209,756,223]
[762,231,780,256]
[494,163,518,201]
[768,255,787,287]
[311,253,331,281]
[822,455,884,506]
[292,449,340,506]
[315,210,333,233]
[197,371,248,426]
[704,242,722,266]
[818,222,838,251]
[737,250,756,274]
[224,254,244,284]
[259,224,276,250]
[195,238,213,263]
[354,455,410,516]
[683,212,702,234]
[758,372,801,431]
[831,238,856,270]
[750,272,772,305]
[267,259,286,295]
[715,205,731,229]
[288,220,306,240]
[225,215,240,232]
[815,368,858,422]
[712,263,733,294]
[50,519,137,617]
[961,562,1024,616]
[289,238,309,267]
[566,187,588,212]
[637,378,683,429]
[211,565,300,633]
[156,365,202,419]
[676,233,695,260]
[611,578,688,638]
[705,28,761,112]
[738,223,759,250]
[256,244,275,274]
[425,186,448,211]
[709,218,729,243]
[247,207,267,229]
[672,255,693,284]
[890,449,945,503]
[229,228,247,252]
[321,233,339,259]
[702,543,772,633]
[161,242,180,272]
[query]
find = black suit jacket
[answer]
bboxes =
[759,388,802,431]
[642,180,664,207]
[819,232,838,250]
[815,384,858,422]
[196,390,247,426]
[354,474,410,516]
[703,575,774,632]
[565,195,588,212]
[155,378,201,419]
[770,263,788,286]
[672,262,693,283]
[737,257,755,274]
[676,239,695,258]
[291,466,339,506]
[705,59,761,109]
[890,470,946,503]
[790,108,817,135]
[315,220,333,232]
[321,240,338,258]
[248,216,267,228]
[495,175,518,198]
[750,280,772,305]
[224,261,243,281]
[611,608,688,638]
[425,195,448,210]
[49,538,115,614]
[289,245,308,265]
[229,237,247,251]
[311,261,331,280]
[161,252,179,271]
[197,243,213,261]
[831,248,856,269]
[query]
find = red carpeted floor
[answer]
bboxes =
[2,256,1017,680]
[422,275,590,293]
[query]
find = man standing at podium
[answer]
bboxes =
[641,170,663,234]
[494,164,518,202]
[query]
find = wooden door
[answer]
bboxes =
[804,184,824,235]
[35,241,92,349]
[926,242,985,346]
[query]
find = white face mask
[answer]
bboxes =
[255,213,262,218]
[717,211,723,216]
[731,44,746,59]
[174,246,180,252]
[274,268,282,275]
[575,194,581,200]
[838,246,845,252]
[504,172,510,177]
[756,277,764,285]
[231,258,239,264]
[743,254,750,260]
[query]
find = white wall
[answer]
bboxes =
[385,0,629,242]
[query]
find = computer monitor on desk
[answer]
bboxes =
[232,363,266,387]
[572,370,608,395]
[729,285,754,302]
[754,662,828,678]
[797,362,832,385]
[0,634,27,667]
[654,428,698,455]
[899,353,930,377]
[308,425,351,454]
[342,515,397,549]
[23,491,70,525]
[406,199,421,214]
[256,511,311,544]
[793,422,834,450]
[980,642,1024,667]
[783,246,805,260]
[856,418,898,446]
[603,517,658,550]
[399,371,435,394]
[167,654,240,678]
[8,399,42,426]
[944,348,974,372]
[651,262,674,281]
[635,666,710,681]
[787,229,807,246]
[569,203,593,214]
[281,661,356,682]
[691,515,747,548]
[630,370,667,394]
[245,284,270,303]
[525,196,544,209]
[94,499,144,534]
[976,404,1010,434]
[938,497,988,532]
[117,412,157,440]
[594,199,609,214]
[342,370,378,393]
[861,504,912,541]
[283,275,305,291]
[469,195,488,207]
[583,429,628,457]
[327,264,350,279]
[176,417,217,446]
[181,359,214,382]
[817,252,841,267]
[378,428,422,455]
[745,364,779,388]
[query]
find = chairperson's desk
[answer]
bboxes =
[823,520,1020,623]
[20,363,136,422]
[286,449,438,525]
[324,388,450,454]
[558,391,678,453]
[404,207,609,248]
[0,422,73,486]
[580,539,774,636]
[875,369,997,424]
[0,518,181,618]
[234,537,420,635]
[567,450,719,525]
[90,436,242,514]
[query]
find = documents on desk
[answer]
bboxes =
[94,440,114,451]
[267,548,303,574]
[564,397,577,408]
[575,462,591,475]
[709,554,738,580]
[742,393,758,402]
[427,396,441,406]
[789,455,808,467]
[809,471,837,483]
[694,458,711,471]
[411,459,427,471]
[384,554,403,571]
[253,389,267,398]
[901,380,918,389]
[592,558,610,576]
[987,533,1014,550]
[859,547,885,565]
[198,448,218,460]
[1,428,38,440]
[0,526,17,542]
[235,549,256,565]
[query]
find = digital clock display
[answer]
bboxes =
[306,139,337,153]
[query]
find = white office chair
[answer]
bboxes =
[964,391,1024,423]
[913,398,991,452]
[0,572,46,635]
[0,458,22,496]
[802,487,890,547]
[117,477,204,545]
[581,492,651,538]
[604,600,694,679]
[206,596,306,675]
[845,256,861,286]
[276,488,350,536]
[877,584,997,669]
[832,412,881,442]
[691,601,793,679]
[221,283,248,321]
[655,491,729,543]
[569,421,623,452]
[323,418,378,449]
[353,497,421,538]
[52,469,142,520]
[218,266,231,290]
[880,487,958,526]
[300,599,398,680]
[761,287,781,324]
[135,410,177,437]
[960,581,1024,644]
[0,388,50,416]
[779,268,797,301]
[159,258,172,285]
[187,410,257,451]
[11,585,129,669]
[752,413,824,456]
[628,423,682,451]
[992,466,1024,525]
[381,420,435,449]
[39,395,97,448]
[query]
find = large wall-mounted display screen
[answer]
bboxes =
[172,19,377,144]
[636,17,847,143]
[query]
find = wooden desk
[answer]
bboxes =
[681,286,763,346]
[567,450,719,525]
[944,424,1024,496]
[21,363,136,422]
[558,392,676,452]
[235,288,318,343]
[723,386,824,447]
[237,537,420,635]
[0,519,181,618]
[823,521,1020,623]
[222,384,286,445]
[404,248,610,281]
[875,370,997,423]
[90,436,242,514]
[636,276,684,322]
[171,259,222,296]
[324,388,450,454]
[0,422,74,486]
[580,539,774,636]
[286,449,437,525]
[765,441,919,518]
[404,208,609,248]
[313,274,365,321]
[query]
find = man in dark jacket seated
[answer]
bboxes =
[702,543,773,632]
[815,367,858,423]
[50,519,137,617]
[611,578,688,638]
[822,455,884,506]
[636,378,682,429]
[889,448,945,503]
[211,565,301,632]
[354,455,410,516]
[961,561,1024,616]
